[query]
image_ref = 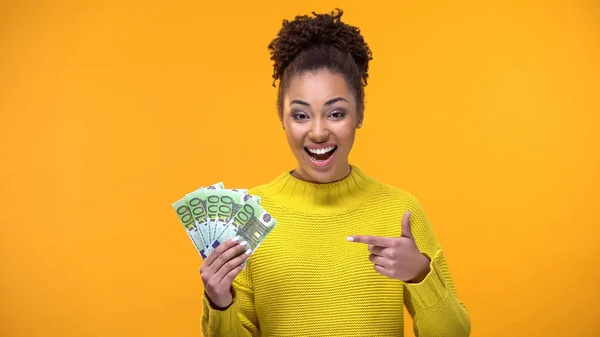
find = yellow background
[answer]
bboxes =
[1,1,598,336]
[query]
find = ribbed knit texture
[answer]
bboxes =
[202,166,471,337]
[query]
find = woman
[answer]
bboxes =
[199,9,471,337]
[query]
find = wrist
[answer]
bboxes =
[205,291,233,311]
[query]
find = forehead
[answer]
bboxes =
[285,70,355,104]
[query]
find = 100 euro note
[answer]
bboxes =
[185,187,212,256]
[172,197,208,258]
[205,188,222,247]
[206,189,248,250]
[187,182,224,255]
[201,184,224,245]
[230,197,277,253]
[172,182,266,260]
[212,192,255,249]
[212,189,248,247]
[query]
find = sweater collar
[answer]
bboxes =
[261,165,379,215]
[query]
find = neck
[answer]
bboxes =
[291,164,352,184]
[261,165,379,215]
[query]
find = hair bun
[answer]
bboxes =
[268,8,372,86]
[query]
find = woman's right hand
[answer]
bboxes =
[200,237,251,309]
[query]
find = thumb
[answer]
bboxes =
[400,211,413,239]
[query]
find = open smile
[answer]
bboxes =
[304,146,338,166]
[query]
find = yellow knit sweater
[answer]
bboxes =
[202,166,471,336]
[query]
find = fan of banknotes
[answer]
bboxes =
[172,182,278,260]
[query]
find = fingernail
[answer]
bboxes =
[245,249,252,255]
[346,236,354,242]
[231,236,240,242]
[240,241,248,246]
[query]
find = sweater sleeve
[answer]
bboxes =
[402,197,471,337]
[201,261,260,337]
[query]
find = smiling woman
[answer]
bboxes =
[198,8,471,337]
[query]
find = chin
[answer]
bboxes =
[302,162,349,184]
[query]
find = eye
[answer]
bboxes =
[329,111,346,119]
[292,112,309,121]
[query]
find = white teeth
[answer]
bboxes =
[308,146,334,154]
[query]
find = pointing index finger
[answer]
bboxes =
[347,235,395,247]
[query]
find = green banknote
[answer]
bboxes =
[212,190,247,244]
[185,187,211,254]
[231,197,278,253]
[194,182,224,252]
[172,197,207,258]
[205,189,245,250]
[229,190,248,216]
[172,182,270,260]
[205,188,222,246]
[214,190,235,249]
[212,191,256,248]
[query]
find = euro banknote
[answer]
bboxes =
[172,197,209,258]
[172,183,275,260]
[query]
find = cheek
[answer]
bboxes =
[285,127,306,148]
[336,127,357,148]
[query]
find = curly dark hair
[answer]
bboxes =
[268,9,373,119]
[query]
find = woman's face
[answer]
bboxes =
[281,69,361,183]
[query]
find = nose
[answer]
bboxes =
[308,120,330,143]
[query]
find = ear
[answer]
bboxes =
[357,107,364,128]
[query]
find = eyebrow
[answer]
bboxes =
[290,97,348,107]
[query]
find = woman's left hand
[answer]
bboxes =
[348,211,431,283]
